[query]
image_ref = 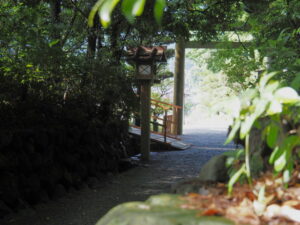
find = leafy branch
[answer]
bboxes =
[226,72,300,194]
[88,0,166,28]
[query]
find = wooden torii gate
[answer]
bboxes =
[173,40,251,135]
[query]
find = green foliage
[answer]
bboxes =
[88,0,243,47]
[3,0,299,200]
[151,64,174,119]
[88,0,166,27]
[0,0,137,131]
[122,0,147,23]
[153,0,165,25]
[206,46,260,88]
[207,0,300,88]
[226,72,300,194]
[227,164,246,195]
[224,150,245,182]
[186,49,240,117]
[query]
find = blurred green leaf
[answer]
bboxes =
[154,0,166,25]
[259,72,277,89]
[228,164,246,195]
[226,156,235,168]
[282,161,293,184]
[240,115,256,139]
[99,0,121,28]
[274,151,287,172]
[270,136,300,166]
[291,73,300,90]
[88,0,105,27]
[274,87,300,104]
[267,100,282,115]
[264,80,280,94]
[269,145,282,164]
[266,122,279,148]
[253,99,268,118]
[122,0,146,23]
[225,119,241,144]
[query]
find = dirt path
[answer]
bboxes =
[0,126,235,225]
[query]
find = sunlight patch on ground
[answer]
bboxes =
[184,113,232,131]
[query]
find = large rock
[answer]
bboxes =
[96,194,234,225]
[198,154,228,182]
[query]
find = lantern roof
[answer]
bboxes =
[126,46,167,63]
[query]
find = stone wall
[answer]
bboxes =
[0,121,132,218]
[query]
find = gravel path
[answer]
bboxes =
[0,126,235,225]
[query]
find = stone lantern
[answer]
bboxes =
[127,46,167,80]
[126,46,167,161]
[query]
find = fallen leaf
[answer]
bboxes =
[188,193,201,198]
[226,198,260,225]
[201,208,222,216]
[245,191,256,201]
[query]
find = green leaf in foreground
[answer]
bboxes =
[283,161,293,185]
[228,164,246,195]
[291,73,300,90]
[240,115,256,139]
[154,0,166,25]
[267,100,282,115]
[272,136,300,172]
[99,0,121,28]
[122,0,146,23]
[269,146,281,164]
[225,119,241,145]
[274,151,287,172]
[88,0,105,27]
[274,87,300,104]
[266,122,279,148]
[259,72,277,89]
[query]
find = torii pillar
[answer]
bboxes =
[173,40,185,135]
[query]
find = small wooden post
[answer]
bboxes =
[172,107,178,135]
[163,110,168,143]
[140,81,151,161]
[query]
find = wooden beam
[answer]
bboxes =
[173,40,185,135]
[185,41,251,49]
[140,81,151,161]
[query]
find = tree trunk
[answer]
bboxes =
[87,27,97,59]
[50,0,62,40]
[110,20,122,63]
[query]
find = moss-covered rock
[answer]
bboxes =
[198,154,228,182]
[96,194,234,225]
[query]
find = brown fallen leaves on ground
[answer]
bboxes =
[180,169,300,225]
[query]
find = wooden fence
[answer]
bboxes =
[131,99,182,142]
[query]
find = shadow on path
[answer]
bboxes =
[0,127,234,225]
